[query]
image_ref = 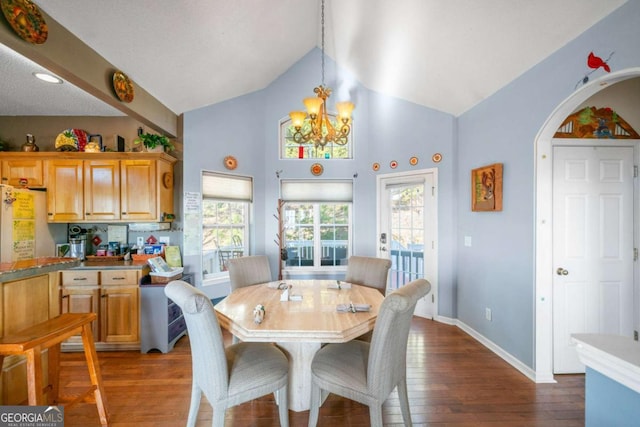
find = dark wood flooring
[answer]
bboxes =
[58,318,585,426]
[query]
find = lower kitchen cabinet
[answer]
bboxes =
[140,273,192,353]
[61,269,140,351]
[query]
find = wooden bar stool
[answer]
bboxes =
[0,313,109,426]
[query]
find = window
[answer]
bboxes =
[281,180,352,268]
[279,116,353,159]
[202,172,252,278]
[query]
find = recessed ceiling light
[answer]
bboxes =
[33,72,63,84]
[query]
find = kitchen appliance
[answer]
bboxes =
[0,185,66,262]
[68,225,88,260]
[69,237,87,260]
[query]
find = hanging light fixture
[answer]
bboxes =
[289,0,354,149]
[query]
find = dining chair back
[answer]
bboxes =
[308,278,431,427]
[344,256,392,295]
[165,280,289,427]
[228,255,272,290]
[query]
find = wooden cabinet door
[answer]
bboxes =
[100,286,139,343]
[120,160,157,221]
[47,159,84,222]
[1,159,44,187]
[84,159,120,221]
[61,285,100,339]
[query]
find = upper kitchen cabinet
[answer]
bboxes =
[1,158,45,188]
[0,152,176,223]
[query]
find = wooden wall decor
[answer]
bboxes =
[471,163,503,212]
[554,106,640,139]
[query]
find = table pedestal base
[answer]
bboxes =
[276,341,321,412]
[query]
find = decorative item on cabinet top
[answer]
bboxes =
[55,129,102,152]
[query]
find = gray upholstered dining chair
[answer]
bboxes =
[307,278,431,427]
[228,255,272,290]
[165,280,289,427]
[344,256,392,295]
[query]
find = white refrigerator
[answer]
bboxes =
[0,185,66,262]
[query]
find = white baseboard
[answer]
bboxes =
[431,315,546,383]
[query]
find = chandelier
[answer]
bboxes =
[288,0,354,149]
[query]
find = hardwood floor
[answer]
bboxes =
[58,318,585,426]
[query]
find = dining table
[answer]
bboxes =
[214,279,384,411]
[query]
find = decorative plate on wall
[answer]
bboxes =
[112,71,134,103]
[310,163,324,176]
[224,155,237,170]
[1,0,48,44]
[390,160,398,169]
[409,156,419,166]
[432,153,442,163]
[372,162,380,171]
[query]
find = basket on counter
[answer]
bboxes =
[149,267,184,284]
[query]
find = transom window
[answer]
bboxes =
[279,115,353,159]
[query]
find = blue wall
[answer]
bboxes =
[456,0,640,368]
[182,0,640,370]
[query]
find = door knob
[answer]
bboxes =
[556,267,569,276]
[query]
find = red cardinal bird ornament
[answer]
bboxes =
[587,52,611,72]
[576,51,614,88]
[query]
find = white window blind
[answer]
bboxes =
[202,172,253,202]
[280,180,353,202]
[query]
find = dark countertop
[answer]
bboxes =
[0,257,81,282]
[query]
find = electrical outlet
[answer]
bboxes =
[485,308,492,321]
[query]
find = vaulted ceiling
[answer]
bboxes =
[1,0,628,118]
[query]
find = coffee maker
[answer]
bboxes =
[68,225,87,260]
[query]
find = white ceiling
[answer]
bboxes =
[2,0,628,117]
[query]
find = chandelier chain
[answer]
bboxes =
[321,0,325,86]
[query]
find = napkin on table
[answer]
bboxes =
[336,303,371,313]
[327,281,352,290]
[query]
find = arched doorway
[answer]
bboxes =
[534,67,640,382]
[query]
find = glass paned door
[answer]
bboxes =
[378,170,437,319]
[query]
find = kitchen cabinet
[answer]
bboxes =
[47,158,121,222]
[120,159,156,221]
[140,273,192,353]
[84,159,120,221]
[61,269,139,351]
[1,158,44,188]
[46,159,84,222]
[0,152,178,223]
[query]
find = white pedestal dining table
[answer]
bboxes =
[214,279,384,412]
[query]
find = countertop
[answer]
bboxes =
[572,333,640,394]
[73,260,151,270]
[0,257,81,282]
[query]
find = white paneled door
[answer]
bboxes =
[552,145,635,373]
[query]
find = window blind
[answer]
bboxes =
[202,171,253,202]
[280,180,353,202]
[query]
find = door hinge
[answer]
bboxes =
[431,186,435,196]
[635,165,638,178]
[635,248,638,261]
[634,330,638,341]
[432,294,434,303]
